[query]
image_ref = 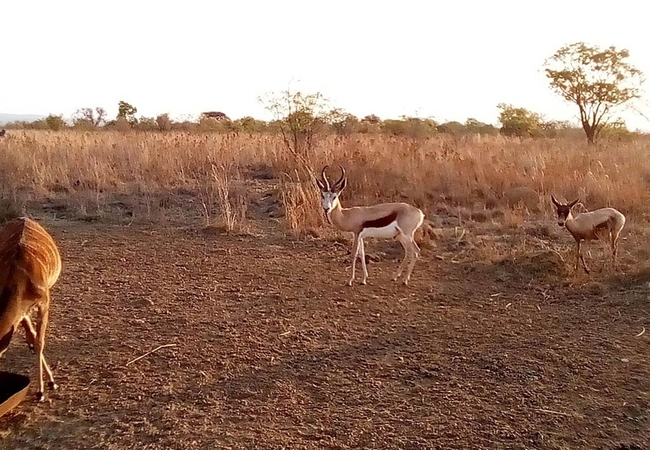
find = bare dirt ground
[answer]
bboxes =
[0,217,648,450]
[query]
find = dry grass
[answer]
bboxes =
[1,130,649,229]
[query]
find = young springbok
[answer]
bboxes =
[551,196,626,274]
[0,217,62,401]
[316,165,425,286]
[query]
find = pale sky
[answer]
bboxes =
[1,0,649,130]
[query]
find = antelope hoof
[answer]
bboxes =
[36,391,45,402]
[402,279,410,286]
[361,279,367,285]
[49,381,58,391]
[347,280,354,287]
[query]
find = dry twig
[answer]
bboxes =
[126,344,177,366]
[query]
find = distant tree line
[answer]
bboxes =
[4,100,637,142]
[3,42,646,144]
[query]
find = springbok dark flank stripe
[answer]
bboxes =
[361,212,398,230]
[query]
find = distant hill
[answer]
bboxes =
[0,113,46,125]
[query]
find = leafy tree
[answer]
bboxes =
[599,120,634,140]
[201,111,231,122]
[73,107,107,128]
[117,101,138,124]
[232,116,266,133]
[328,110,359,136]
[260,89,337,165]
[497,104,542,137]
[156,113,173,131]
[361,114,381,124]
[465,118,498,135]
[437,121,466,135]
[45,114,66,131]
[198,116,229,132]
[358,114,382,134]
[134,117,158,131]
[113,117,132,132]
[544,42,644,144]
[382,116,437,139]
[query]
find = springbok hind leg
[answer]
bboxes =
[611,231,621,271]
[403,237,421,285]
[359,238,369,285]
[393,234,412,282]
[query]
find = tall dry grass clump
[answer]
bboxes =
[0,130,649,228]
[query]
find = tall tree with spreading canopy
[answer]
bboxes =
[117,101,138,124]
[544,42,644,144]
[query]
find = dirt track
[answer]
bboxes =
[1,221,648,449]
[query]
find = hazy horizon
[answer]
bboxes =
[2,0,649,130]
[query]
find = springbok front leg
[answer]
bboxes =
[21,315,36,353]
[575,240,590,274]
[348,233,361,286]
[23,314,57,392]
[35,299,56,401]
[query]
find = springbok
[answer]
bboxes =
[0,217,62,401]
[316,165,425,286]
[551,196,626,274]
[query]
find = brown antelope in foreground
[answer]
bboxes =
[551,196,626,274]
[0,217,62,401]
[316,165,426,286]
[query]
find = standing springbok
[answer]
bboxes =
[551,196,626,274]
[316,165,425,286]
[0,217,62,401]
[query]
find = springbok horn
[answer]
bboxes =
[333,165,346,189]
[551,195,560,207]
[321,165,331,191]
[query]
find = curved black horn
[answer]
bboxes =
[321,165,331,190]
[550,195,560,207]
[333,165,346,188]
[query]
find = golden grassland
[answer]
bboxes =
[1,130,648,231]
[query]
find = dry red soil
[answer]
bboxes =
[1,220,648,449]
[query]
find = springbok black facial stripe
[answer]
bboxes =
[362,212,398,229]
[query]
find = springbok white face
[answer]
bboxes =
[315,165,347,218]
[320,190,340,214]
[551,195,579,227]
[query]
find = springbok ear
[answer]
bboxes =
[550,195,560,207]
[569,198,580,208]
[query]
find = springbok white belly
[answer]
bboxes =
[359,221,401,239]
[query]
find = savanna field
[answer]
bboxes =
[0,130,649,449]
